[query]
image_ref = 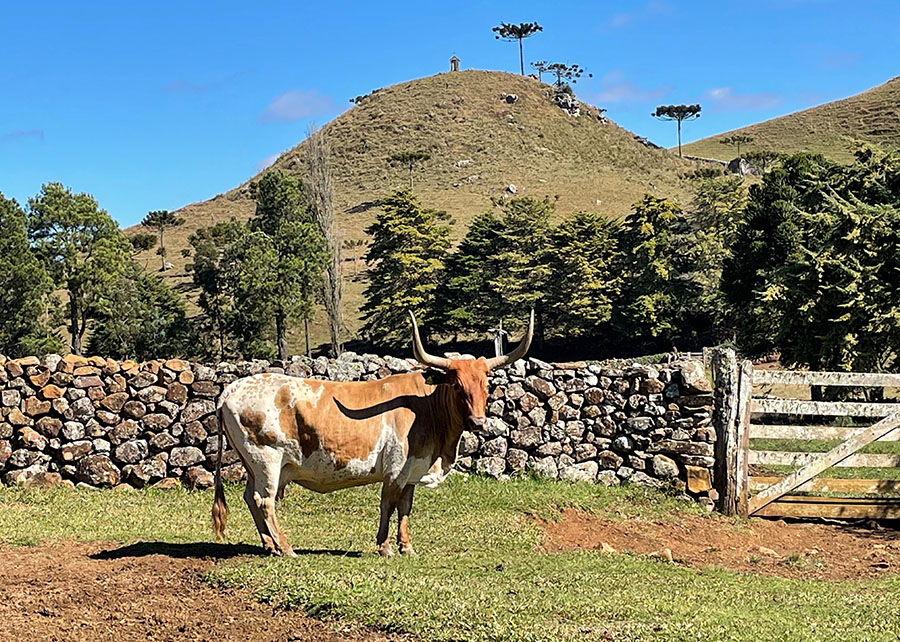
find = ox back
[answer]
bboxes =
[217,372,464,494]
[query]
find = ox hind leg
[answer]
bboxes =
[396,484,416,555]
[244,453,295,557]
[376,483,400,557]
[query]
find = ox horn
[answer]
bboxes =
[485,309,535,370]
[409,311,451,370]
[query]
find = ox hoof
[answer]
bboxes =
[399,545,416,556]
[378,544,395,558]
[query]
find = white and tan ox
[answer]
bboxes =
[212,311,534,556]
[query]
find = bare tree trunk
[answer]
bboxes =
[677,120,683,158]
[306,124,344,357]
[70,301,82,356]
[304,317,310,357]
[518,38,524,75]
[275,311,288,361]
[159,228,165,270]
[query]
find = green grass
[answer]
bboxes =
[3,476,900,641]
[751,438,900,455]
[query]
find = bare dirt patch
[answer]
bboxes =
[538,509,900,581]
[0,541,402,642]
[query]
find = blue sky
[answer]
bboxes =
[1,0,896,227]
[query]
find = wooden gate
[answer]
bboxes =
[716,357,900,519]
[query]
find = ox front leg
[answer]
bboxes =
[396,484,416,555]
[376,483,399,557]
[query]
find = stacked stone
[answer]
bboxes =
[0,354,232,490]
[0,352,716,505]
[453,357,717,507]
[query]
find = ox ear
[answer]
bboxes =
[409,310,451,370]
[485,309,534,370]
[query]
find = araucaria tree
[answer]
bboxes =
[719,134,754,162]
[0,192,59,357]
[361,190,451,349]
[652,104,701,158]
[492,22,543,75]
[388,150,431,189]
[141,209,184,270]
[27,183,131,355]
[545,63,591,88]
[531,60,548,82]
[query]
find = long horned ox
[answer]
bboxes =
[212,310,534,557]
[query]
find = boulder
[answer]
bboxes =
[475,456,506,479]
[170,446,205,468]
[76,454,121,487]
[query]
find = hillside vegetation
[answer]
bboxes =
[682,76,900,162]
[127,70,698,347]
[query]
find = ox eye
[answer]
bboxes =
[452,382,462,391]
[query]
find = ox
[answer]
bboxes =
[212,310,533,557]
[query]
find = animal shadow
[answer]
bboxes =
[90,541,362,560]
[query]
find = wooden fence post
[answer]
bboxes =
[712,347,741,515]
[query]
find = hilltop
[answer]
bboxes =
[681,76,900,162]
[128,70,699,347]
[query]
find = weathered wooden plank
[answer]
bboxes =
[735,360,753,517]
[750,423,900,441]
[750,449,900,468]
[712,348,741,516]
[753,370,900,387]
[748,413,900,514]
[749,476,900,495]
[752,398,900,417]
[753,495,900,520]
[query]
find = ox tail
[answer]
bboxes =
[211,401,229,540]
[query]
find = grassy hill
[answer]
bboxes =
[681,76,900,163]
[128,70,700,350]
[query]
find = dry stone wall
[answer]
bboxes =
[0,353,716,506]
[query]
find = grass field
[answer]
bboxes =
[682,76,900,163]
[3,476,900,641]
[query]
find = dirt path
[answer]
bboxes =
[538,510,900,581]
[0,541,400,642]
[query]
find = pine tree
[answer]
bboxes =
[546,211,621,337]
[88,263,193,360]
[27,183,131,355]
[0,193,59,357]
[187,220,246,360]
[489,197,554,340]
[246,169,329,360]
[435,211,505,337]
[614,195,683,344]
[361,190,451,349]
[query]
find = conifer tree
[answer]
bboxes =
[246,170,329,360]
[489,197,554,342]
[0,193,59,357]
[435,211,505,337]
[27,183,131,355]
[614,195,683,344]
[361,190,451,349]
[141,209,183,270]
[89,263,193,360]
[187,220,247,360]
[546,211,621,337]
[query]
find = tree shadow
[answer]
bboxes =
[90,541,363,560]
